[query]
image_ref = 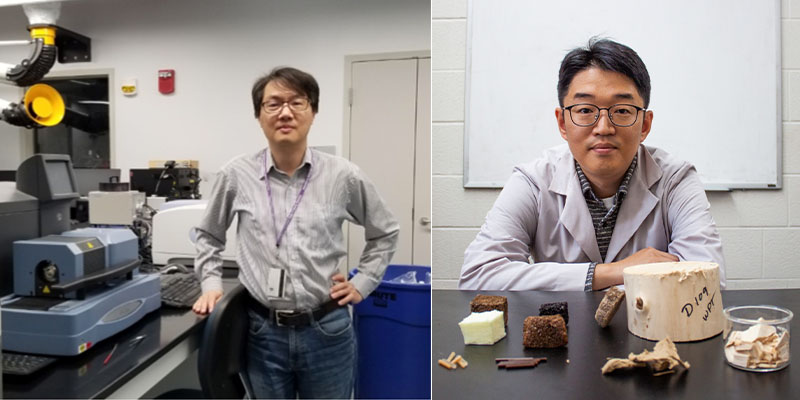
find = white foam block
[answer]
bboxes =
[458,310,506,345]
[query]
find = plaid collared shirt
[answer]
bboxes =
[577,155,638,291]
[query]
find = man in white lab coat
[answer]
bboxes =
[460,38,725,291]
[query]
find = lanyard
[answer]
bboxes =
[264,149,313,248]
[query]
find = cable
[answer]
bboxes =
[130,217,153,269]
[140,203,157,220]
[153,160,176,198]
[152,169,170,197]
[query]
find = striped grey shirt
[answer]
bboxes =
[194,147,399,311]
[576,155,637,291]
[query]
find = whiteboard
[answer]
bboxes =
[464,0,781,190]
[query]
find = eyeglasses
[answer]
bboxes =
[261,97,310,115]
[563,103,645,127]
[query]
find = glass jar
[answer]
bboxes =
[723,305,792,372]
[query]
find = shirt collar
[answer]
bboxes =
[575,154,638,202]
[261,147,314,179]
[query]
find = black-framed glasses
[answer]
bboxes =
[563,103,645,127]
[262,97,310,115]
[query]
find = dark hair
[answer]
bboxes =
[251,67,320,117]
[557,38,651,108]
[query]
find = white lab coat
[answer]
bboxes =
[459,144,726,291]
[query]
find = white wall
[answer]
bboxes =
[432,0,800,290]
[0,0,430,197]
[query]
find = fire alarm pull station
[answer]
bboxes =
[158,69,175,94]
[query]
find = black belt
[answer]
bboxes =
[247,294,343,327]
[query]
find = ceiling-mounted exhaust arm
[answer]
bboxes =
[5,27,58,86]
[3,2,60,86]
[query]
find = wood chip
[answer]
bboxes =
[725,325,789,369]
[438,359,456,370]
[439,353,467,370]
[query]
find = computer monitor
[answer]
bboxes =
[129,168,169,197]
[46,159,77,197]
[130,168,200,200]
[16,154,80,202]
[16,154,80,235]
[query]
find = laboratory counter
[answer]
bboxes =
[2,277,240,399]
[432,289,798,400]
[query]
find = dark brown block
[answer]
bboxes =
[470,294,508,325]
[522,315,568,348]
[539,301,568,325]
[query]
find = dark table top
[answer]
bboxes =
[3,276,240,399]
[432,289,798,400]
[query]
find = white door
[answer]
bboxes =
[412,58,431,266]
[346,55,431,268]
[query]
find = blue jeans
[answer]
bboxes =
[245,306,356,399]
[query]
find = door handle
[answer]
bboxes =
[419,217,431,226]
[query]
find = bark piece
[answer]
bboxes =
[601,337,690,375]
[595,286,625,328]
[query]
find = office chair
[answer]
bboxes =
[156,284,249,399]
[197,283,249,398]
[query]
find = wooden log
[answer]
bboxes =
[622,261,723,342]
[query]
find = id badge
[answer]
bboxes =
[266,267,286,299]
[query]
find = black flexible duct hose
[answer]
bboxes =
[5,38,57,86]
[0,102,36,128]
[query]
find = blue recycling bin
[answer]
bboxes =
[350,264,431,399]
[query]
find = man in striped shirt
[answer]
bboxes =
[460,38,725,291]
[192,67,399,398]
